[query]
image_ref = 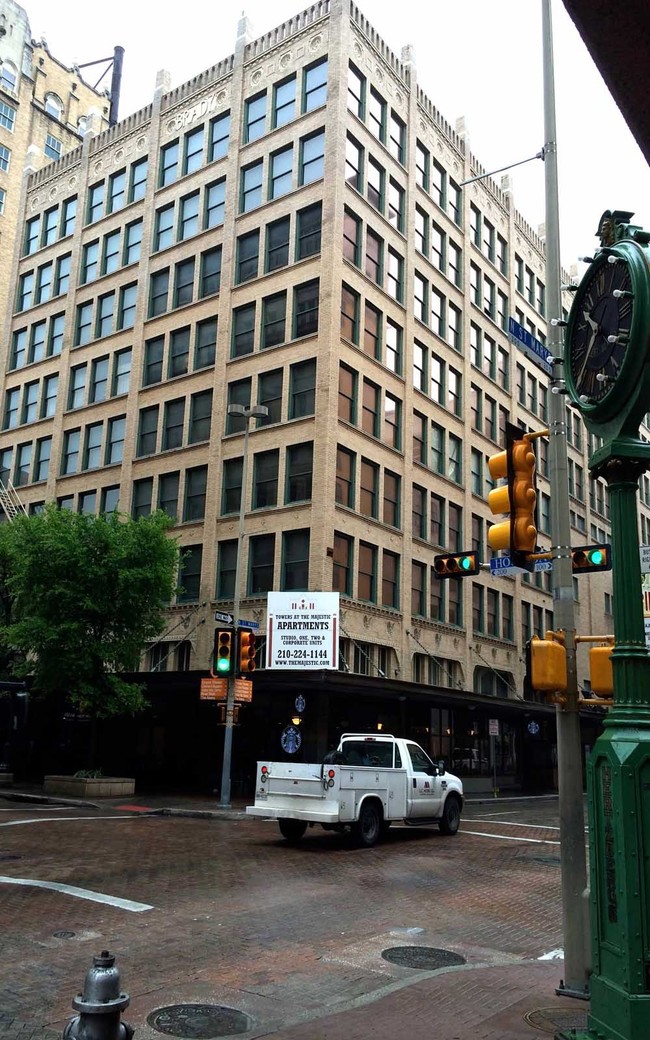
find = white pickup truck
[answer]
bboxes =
[246,733,464,847]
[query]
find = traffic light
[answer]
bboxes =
[488,423,538,569]
[212,628,234,677]
[525,635,568,696]
[571,543,611,574]
[237,627,257,676]
[433,550,480,579]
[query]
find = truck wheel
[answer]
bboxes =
[278,819,307,843]
[354,801,382,847]
[439,795,461,836]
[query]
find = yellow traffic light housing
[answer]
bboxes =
[212,628,234,678]
[433,550,480,579]
[488,423,540,569]
[237,628,257,676]
[526,634,568,696]
[589,644,614,697]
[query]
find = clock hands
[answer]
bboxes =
[576,308,600,387]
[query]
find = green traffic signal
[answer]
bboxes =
[212,628,234,677]
[571,543,611,574]
[459,555,473,572]
[588,549,604,566]
[433,550,480,579]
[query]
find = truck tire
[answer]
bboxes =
[354,801,382,847]
[438,795,461,836]
[278,819,308,843]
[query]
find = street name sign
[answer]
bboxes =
[490,555,552,577]
[508,317,554,376]
[640,545,650,573]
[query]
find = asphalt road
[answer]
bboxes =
[0,796,571,1040]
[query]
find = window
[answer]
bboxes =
[345,135,362,190]
[209,112,230,161]
[41,374,58,418]
[137,405,159,456]
[336,447,355,508]
[296,202,321,259]
[178,546,202,602]
[236,230,260,283]
[368,88,386,142]
[34,437,52,482]
[245,92,266,142]
[195,318,217,369]
[173,257,195,308]
[282,530,309,590]
[266,215,290,272]
[35,262,52,304]
[0,144,10,172]
[389,111,406,163]
[365,229,383,283]
[222,457,243,514]
[303,58,327,112]
[205,178,226,228]
[10,329,27,371]
[29,321,46,363]
[226,379,251,432]
[124,220,143,265]
[253,450,279,508]
[49,313,64,357]
[83,422,103,470]
[96,292,115,338]
[362,379,379,437]
[286,442,313,503]
[183,126,204,175]
[89,356,109,403]
[289,358,316,418]
[143,336,164,386]
[0,100,16,132]
[448,434,462,483]
[382,550,399,609]
[118,284,137,330]
[358,542,376,603]
[258,368,283,424]
[113,348,131,396]
[184,466,208,522]
[24,216,40,255]
[162,399,185,450]
[81,241,99,284]
[299,129,324,184]
[0,62,17,93]
[270,145,293,198]
[148,268,168,316]
[384,393,401,449]
[62,429,80,475]
[14,443,32,487]
[216,539,237,599]
[17,271,34,311]
[262,292,286,348]
[338,363,356,423]
[386,249,403,302]
[347,63,365,118]
[360,458,378,518]
[106,416,125,464]
[189,389,212,443]
[87,182,105,224]
[169,326,190,377]
[102,229,120,275]
[250,534,275,594]
[46,137,63,163]
[388,179,404,231]
[294,280,319,337]
[364,302,380,359]
[232,303,255,357]
[160,140,179,187]
[200,245,222,297]
[179,192,200,240]
[241,160,263,212]
[333,533,352,595]
[367,157,384,211]
[2,387,19,430]
[383,470,400,527]
[129,157,148,202]
[340,284,359,343]
[154,204,175,250]
[343,209,361,265]
[107,169,126,213]
[68,364,87,409]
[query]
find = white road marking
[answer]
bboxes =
[461,828,560,845]
[0,814,152,827]
[539,948,564,961]
[468,818,560,831]
[0,806,69,812]
[467,810,520,817]
[0,875,153,912]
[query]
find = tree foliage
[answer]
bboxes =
[0,506,180,718]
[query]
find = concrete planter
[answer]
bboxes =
[43,776,136,798]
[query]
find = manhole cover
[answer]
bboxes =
[52,930,76,939]
[147,1004,253,1038]
[381,946,466,970]
[524,1007,589,1034]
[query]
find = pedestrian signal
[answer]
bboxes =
[571,544,611,574]
[526,635,568,696]
[237,628,257,675]
[212,628,234,677]
[433,551,480,579]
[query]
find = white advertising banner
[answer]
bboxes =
[266,592,339,669]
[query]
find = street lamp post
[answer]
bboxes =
[218,402,268,809]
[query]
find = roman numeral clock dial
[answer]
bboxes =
[567,258,633,404]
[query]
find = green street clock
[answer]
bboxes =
[564,210,650,441]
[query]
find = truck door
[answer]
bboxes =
[405,742,444,818]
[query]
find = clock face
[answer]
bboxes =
[568,257,634,402]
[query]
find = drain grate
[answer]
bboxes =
[524,1007,589,1034]
[52,930,76,939]
[381,946,466,970]
[147,1004,253,1038]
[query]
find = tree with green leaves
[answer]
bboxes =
[0,506,181,721]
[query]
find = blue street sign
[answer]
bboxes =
[508,317,553,376]
[490,555,552,576]
[237,618,260,629]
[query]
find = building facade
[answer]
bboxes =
[0,0,111,331]
[0,0,629,785]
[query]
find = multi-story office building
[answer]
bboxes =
[0,0,625,786]
[0,0,111,329]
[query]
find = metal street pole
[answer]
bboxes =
[541,0,590,998]
[218,402,268,809]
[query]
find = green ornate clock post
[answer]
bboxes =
[559,210,650,1040]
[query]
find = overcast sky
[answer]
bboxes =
[23,0,650,272]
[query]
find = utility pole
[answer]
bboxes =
[541,0,590,998]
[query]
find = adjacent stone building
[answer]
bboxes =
[0,0,623,782]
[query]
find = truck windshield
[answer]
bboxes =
[339,741,401,767]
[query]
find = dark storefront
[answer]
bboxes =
[6,669,606,797]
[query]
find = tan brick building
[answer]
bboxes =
[0,0,110,328]
[0,0,625,777]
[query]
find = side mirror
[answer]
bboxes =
[438,760,447,774]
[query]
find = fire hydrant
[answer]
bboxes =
[63,950,133,1040]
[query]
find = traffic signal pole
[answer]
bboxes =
[541,0,590,998]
